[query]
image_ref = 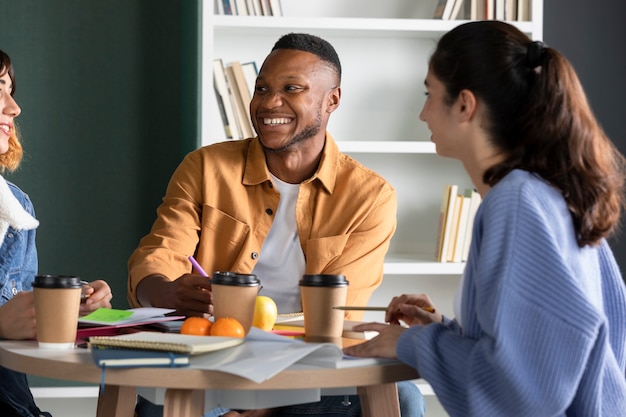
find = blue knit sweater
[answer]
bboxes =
[397,170,626,416]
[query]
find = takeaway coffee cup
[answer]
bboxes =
[32,274,83,349]
[299,274,349,344]
[210,271,260,335]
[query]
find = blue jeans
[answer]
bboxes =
[136,381,425,417]
[0,366,52,417]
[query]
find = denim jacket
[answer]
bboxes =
[0,178,38,306]
[0,178,47,417]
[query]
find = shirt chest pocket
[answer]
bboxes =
[303,235,349,272]
[199,205,250,261]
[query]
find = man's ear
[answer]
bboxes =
[457,89,477,122]
[326,86,341,113]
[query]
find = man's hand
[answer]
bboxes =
[137,274,213,317]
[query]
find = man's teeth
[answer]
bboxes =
[263,118,290,126]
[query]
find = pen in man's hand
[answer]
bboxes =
[188,255,209,277]
[80,280,91,303]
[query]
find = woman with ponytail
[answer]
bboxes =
[345,21,626,416]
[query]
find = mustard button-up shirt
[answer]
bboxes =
[128,134,397,321]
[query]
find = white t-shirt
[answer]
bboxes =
[251,173,306,313]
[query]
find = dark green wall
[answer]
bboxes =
[544,0,626,277]
[0,0,199,309]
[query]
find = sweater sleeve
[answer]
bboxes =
[397,175,607,416]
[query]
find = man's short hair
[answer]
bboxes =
[272,33,341,83]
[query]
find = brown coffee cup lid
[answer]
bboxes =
[32,275,83,289]
[299,274,349,287]
[211,271,260,286]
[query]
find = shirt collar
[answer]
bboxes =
[243,133,339,194]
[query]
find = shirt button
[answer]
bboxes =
[265,208,273,215]
[251,252,259,260]
[7,233,13,239]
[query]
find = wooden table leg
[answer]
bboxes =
[163,388,205,417]
[96,385,136,417]
[358,383,400,417]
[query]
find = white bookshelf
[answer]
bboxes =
[201,2,543,408]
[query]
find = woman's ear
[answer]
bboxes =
[457,89,477,122]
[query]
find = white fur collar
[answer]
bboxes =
[0,175,39,242]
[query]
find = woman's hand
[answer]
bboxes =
[79,279,113,316]
[342,322,407,358]
[385,293,441,326]
[0,292,37,340]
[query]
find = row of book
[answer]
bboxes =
[216,0,283,16]
[435,185,482,263]
[213,58,259,140]
[435,0,531,21]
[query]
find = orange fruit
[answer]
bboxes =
[253,295,278,332]
[180,317,212,336]
[210,317,245,338]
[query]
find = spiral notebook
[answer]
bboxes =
[89,331,244,355]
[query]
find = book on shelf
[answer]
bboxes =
[260,0,272,16]
[229,60,254,123]
[517,0,530,21]
[91,346,190,368]
[435,184,458,262]
[461,188,482,262]
[435,185,482,263]
[445,193,463,262]
[433,0,456,19]
[217,0,275,16]
[485,0,495,19]
[451,193,471,263]
[249,0,263,16]
[470,0,487,20]
[241,61,258,97]
[234,0,249,15]
[220,0,235,15]
[213,58,241,139]
[495,0,517,20]
[225,62,255,139]
[89,331,244,355]
[450,0,466,20]
[268,0,283,16]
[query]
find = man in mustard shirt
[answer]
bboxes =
[129,33,424,417]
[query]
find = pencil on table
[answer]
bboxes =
[333,306,435,313]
